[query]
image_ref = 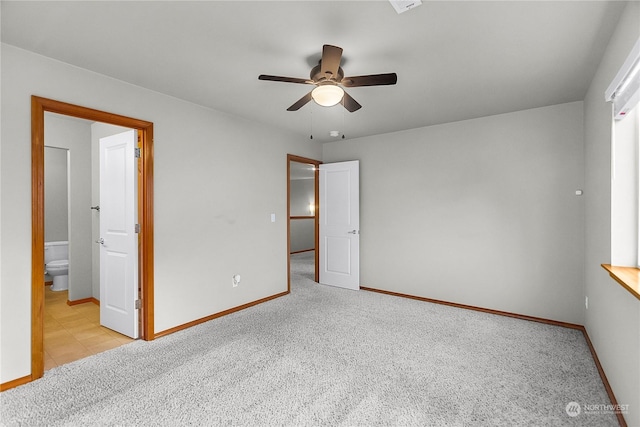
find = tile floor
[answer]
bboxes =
[44,286,134,371]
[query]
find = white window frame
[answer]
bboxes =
[607,37,640,268]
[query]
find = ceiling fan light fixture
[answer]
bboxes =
[259,44,396,112]
[311,85,344,107]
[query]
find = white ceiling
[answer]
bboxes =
[1,1,626,143]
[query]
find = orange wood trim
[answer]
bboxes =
[360,287,584,329]
[581,327,628,427]
[33,96,154,128]
[31,97,45,381]
[287,154,322,286]
[290,248,315,255]
[288,154,320,165]
[314,162,319,282]
[290,216,315,220]
[155,291,289,338]
[601,264,640,301]
[0,375,33,392]
[31,96,155,383]
[140,120,155,340]
[67,297,100,306]
[287,157,291,292]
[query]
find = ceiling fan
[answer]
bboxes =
[258,44,397,112]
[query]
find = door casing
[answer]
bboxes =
[31,96,154,380]
[287,154,321,290]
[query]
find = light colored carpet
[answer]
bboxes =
[0,252,617,426]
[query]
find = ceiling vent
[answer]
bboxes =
[389,0,422,14]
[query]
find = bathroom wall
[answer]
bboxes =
[90,122,133,300]
[44,113,93,301]
[290,178,315,253]
[44,146,69,242]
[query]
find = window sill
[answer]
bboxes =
[601,264,640,301]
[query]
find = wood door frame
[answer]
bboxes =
[287,154,321,291]
[31,96,155,380]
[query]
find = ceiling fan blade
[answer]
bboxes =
[287,91,313,111]
[341,73,398,87]
[259,75,312,85]
[341,91,362,112]
[320,45,343,78]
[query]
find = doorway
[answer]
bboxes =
[42,116,138,370]
[31,96,154,380]
[287,155,321,291]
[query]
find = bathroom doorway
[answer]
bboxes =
[287,154,321,291]
[31,96,154,380]
[42,114,137,371]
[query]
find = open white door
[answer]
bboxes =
[99,130,139,338]
[319,160,360,290]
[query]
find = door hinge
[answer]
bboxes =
[135,299,142,310]
[135,147,141,158]
[135,223,141,233]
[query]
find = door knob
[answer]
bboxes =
[95,238,104,244]
[347,230,359,234]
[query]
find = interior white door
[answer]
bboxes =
[319,160,360,290]
[99,130,139,338]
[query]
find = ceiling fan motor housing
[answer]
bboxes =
[311,64,344,84]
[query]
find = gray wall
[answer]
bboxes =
[0,43,321,382]
[290,219,314,253]
[583,2,640,425]
[44,146,68,242]
[323,101,585,325]
[290,178,315,252]
[290,179,315,216]
[44,114,93,301]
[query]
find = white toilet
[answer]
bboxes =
[45,241,69,291]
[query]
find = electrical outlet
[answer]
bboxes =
[585,296,589,309]
[232,274,241,288]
